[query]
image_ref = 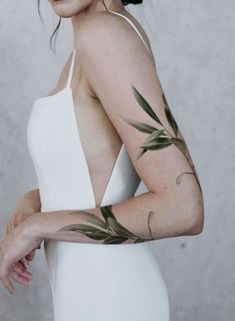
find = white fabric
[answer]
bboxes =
[27,10,170,321]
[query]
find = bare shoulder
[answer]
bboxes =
[76,10,158,99]
[77,10,155,64]
[73,11,202,200]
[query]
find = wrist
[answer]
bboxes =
[24,212,45,240]
[24,210,66,240]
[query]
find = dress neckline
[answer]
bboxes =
[31,9,149,207]
[32,48,124,208]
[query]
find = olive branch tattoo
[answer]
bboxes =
[57,205,154,244]
[57,86,201,244]
[119,85,202,192]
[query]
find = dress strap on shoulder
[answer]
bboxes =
[66,47,76,88]
[109,10,150,53]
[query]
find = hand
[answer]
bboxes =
[4,216,40,267]
[2,190,41,268]
[0,216,43,294]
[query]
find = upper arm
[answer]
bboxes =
[79,12,201,199]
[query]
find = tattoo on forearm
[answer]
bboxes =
[57,205,154,244]
[120,85,202,192]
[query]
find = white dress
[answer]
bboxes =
[27,10,170,321]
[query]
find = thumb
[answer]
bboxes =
[25,249,36,261]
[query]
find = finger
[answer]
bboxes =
[9,269,32,286]
[0,256,16,294]
[10,264,33,285]
[19,257,31,270]
[25,250,36,261]
[15,261,33,279]
[18,258,30,271]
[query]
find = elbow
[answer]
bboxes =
[187,211,204,235]
[184,195,205,236]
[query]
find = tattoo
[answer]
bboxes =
[57,205,154,244]
[57,86,201,244]
[120,85,202,192]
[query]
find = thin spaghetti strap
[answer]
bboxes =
[66,47,76,88]
[109,10,150,53]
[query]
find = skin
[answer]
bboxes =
[0,0,204,294]
[0,190,42,289]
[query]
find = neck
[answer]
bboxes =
[71,0,126,47]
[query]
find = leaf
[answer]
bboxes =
[100,205,116,224]
[107,217,138,238]
[103,236,128,244]
[141,141,172,151]
[60,224,111,240]
[120,116,159,134]
[58,224,103,233]
[144,136,172,144]
[135,129,171,160]
[131,85,163,126]
[162,92,178,136]
[134,238,145,243]
[140,137,172,150]
[82,230,111,241]
[68,210,107,229]
[143,129,166,144]
[136,148,148,160]
[171,137,187,156]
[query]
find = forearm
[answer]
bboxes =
[32,182,204,245]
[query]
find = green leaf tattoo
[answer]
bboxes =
[56,87,202,245]
[121,85,202,192]
[131,85,163,126]
[162,92,178,137]
[57,205,154,244]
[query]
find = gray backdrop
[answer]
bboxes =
[0,1,234,320]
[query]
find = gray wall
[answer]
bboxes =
[0,1,234,320]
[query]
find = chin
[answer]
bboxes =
[49,0,86,18]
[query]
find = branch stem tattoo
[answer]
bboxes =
[57,85,202,244]
[120,85,202,192]
[57,206,154,244]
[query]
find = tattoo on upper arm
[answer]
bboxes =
[120,85,202,192]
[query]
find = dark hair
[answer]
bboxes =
[37,0,62,54]
[37,0,144,53]
[122,0,143,4]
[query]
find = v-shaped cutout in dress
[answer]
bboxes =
[27,9,153,212]
[26,10,170,321]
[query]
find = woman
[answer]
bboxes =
[0,0,204,320]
